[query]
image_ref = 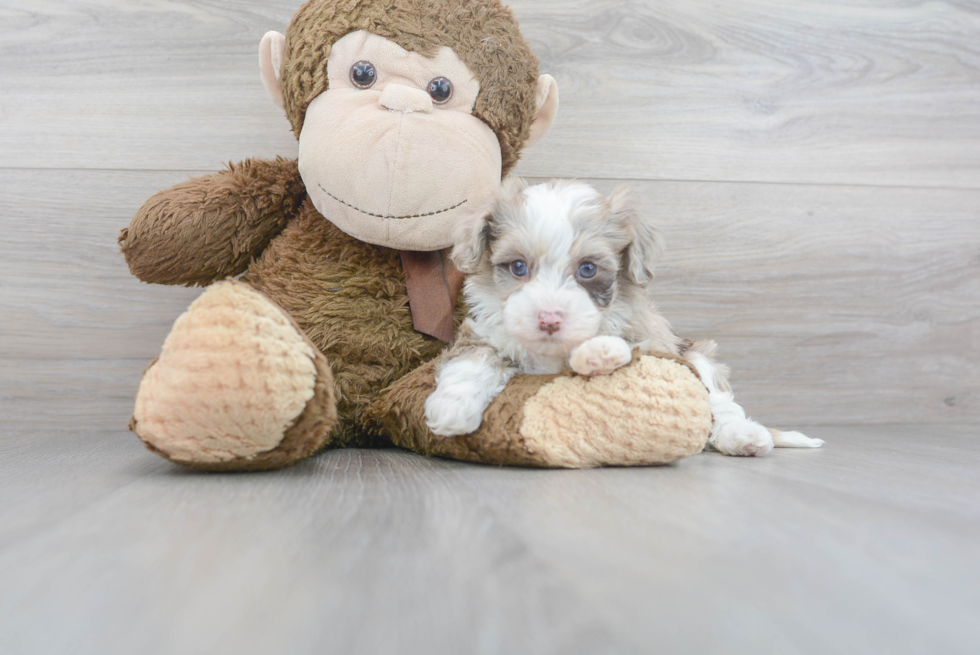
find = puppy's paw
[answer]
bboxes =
[772,429,825,448]
[424,386,487,437]
[710,418,775,457]
[569,336,633,376]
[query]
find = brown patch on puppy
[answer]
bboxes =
[576,267,619,308]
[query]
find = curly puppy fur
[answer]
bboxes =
[424,180,824,456]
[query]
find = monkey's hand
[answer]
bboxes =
[371,352,712,468]
[118,157,305,286]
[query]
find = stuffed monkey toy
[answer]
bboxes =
[119,0,712,471]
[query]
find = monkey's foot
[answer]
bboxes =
[371,353,712,468]
[131,280,337,471]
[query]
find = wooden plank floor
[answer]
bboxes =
[1,425,978,655]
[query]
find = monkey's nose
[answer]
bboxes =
[538,311,563,335]
[379,84,433,114]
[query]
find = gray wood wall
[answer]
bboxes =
[1,0,978,430]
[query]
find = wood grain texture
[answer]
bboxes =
[1,0,978,187]
[2,169,977,428]
[1,426,978,655]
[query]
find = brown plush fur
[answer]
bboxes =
[366,359,561,466]
[242,195,466,448]
[367,353,711,468]
[282,0,540,176]
[119,158,306,286]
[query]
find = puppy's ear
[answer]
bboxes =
[451,204,493,274]
[609,185,664,285]
[451,178,527,274]
[499,175,529,200]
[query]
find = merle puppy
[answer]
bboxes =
[424,179,823,456]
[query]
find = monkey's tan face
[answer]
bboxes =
[297,31,502,251]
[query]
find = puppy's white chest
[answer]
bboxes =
[521,355,567,375]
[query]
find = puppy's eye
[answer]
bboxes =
[578,262,597,279]
[427,77,453,104]
[509,260,529,277]
[350,61,377,89]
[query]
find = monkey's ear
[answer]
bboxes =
[259,31,286,109]
[525,74,559,148]
[451,204,494,274]
[609,186,664,285]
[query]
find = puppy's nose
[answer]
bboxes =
[379,84,433,113]
[538,311,563,335]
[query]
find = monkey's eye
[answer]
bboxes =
[509,260,529,277]
[427,77,453,104]
[577,262,597,279]
[350,61,377,89]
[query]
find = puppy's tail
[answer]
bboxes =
[770,429,825,449]
[686,341,824,450]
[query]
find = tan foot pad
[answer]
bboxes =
[370,354,711,468]
[132,280,335,466]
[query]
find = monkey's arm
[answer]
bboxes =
[372,351,712,468]
[118,157,306,286]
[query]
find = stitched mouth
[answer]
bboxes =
[319,184,467,220]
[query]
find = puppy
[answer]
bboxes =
[424,179,824,456]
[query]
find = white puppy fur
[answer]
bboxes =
[425,354,517,438]
[424,179,824,456]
